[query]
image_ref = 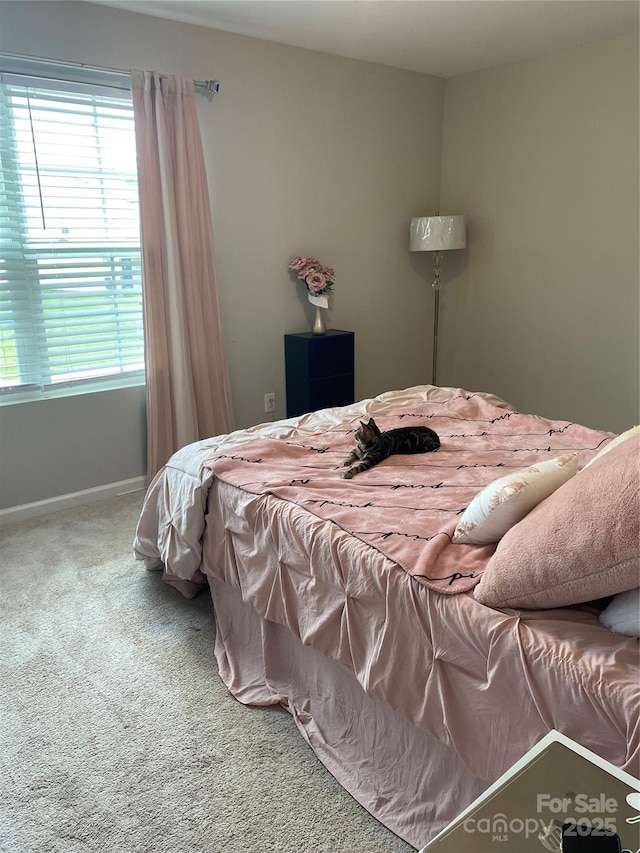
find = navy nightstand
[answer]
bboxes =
[284,330,355,418]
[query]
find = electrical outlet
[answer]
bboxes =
[264,392,276,413]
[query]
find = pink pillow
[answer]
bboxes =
[474,433,640,609]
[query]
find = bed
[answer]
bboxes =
[133,385,639,849]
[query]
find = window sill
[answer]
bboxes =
[0,373,145,406]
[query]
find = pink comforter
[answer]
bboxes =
[204,390,609,593]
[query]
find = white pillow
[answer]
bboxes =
[452,453,579,546]
[599,588,640,637]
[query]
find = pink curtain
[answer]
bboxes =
[131,71,234,479]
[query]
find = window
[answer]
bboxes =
[0,63,144,403]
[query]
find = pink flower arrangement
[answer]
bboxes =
[288,256,336,296]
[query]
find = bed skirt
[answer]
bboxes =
[210,577,488,849]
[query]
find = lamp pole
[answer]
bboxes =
[409,215,467,388]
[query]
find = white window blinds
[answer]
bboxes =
[0,66,144,403]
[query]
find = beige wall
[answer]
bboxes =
[439,33,639,433]
[1,3,638,511]
[0,1,444,510]
[0,386,147,509]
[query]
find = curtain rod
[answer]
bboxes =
[0,51,220,97]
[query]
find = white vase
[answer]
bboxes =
[312,305,327,335]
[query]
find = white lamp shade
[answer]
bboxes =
[410,215,466,252]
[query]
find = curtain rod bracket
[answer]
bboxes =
[196,79,220,101]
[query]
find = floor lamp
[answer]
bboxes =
[410,214,466,386]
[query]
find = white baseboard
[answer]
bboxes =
[0,476,148,525]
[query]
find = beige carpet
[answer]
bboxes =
[0,492,413,853]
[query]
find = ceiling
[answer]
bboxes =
[85,0,639,77]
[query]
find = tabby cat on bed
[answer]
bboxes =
[342,417,440,479]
